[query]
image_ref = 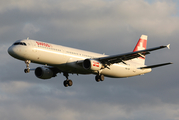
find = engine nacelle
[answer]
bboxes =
[35,66,54,79]
[83,59,102,71]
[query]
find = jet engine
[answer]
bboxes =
[35,66,54,79]
[83,59,102,71]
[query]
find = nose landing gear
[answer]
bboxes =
[63,72,73,87]
[24,60,31,73]
[63,79,73,87]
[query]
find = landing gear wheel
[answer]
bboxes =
[63,80,68,87]
[63,80,73,87]
[95,75,100,82]
[24,68,30,73]
[63,72,73,87]
[95,74,104,82]
[68,80,73,86]
[99,74,104,81]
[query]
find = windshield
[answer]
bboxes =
[13,42,27,46]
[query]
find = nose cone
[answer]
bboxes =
[8,44,28,60]
[8,45,19,59]
[8,46,14,56]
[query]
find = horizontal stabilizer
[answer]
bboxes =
[139,62,173,69]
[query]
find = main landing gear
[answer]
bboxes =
[62,72,105,87]
[63,72,73,87]
[24,60,31,73]
[95,74,104,82]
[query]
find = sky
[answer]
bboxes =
[0,0,179,120]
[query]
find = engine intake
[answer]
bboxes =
[83,59,102,71]
[35,67,54,79]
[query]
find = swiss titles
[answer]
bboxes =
[36,41,51,47]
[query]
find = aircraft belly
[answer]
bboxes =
[58,57,90,74]
[57,65,91,74]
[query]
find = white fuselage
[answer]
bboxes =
[8,39,152,78]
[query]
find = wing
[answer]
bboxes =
[95,44,170,65]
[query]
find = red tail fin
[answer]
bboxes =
[133,35,148,65]
[133,35,147,52]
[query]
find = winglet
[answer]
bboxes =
[167,44,170,49]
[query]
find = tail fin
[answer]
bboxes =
[133,35,148,65]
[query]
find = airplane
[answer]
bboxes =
[8,35,172,87]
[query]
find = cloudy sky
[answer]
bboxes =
[0,0,179,120]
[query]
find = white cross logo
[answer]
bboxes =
[137,41,145,51]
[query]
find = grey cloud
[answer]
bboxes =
[1,0,178,42]
[0,80,178,120]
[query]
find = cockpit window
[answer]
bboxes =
[13,42,27,46]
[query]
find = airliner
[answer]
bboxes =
[8,35,172,87]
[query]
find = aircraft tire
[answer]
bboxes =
[68,80,73,86]
[63,80,68,87]
[99,74,104,81]
[95,75,100,82]
[24,68,30,73]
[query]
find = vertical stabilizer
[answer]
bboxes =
[133,35,148,65]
